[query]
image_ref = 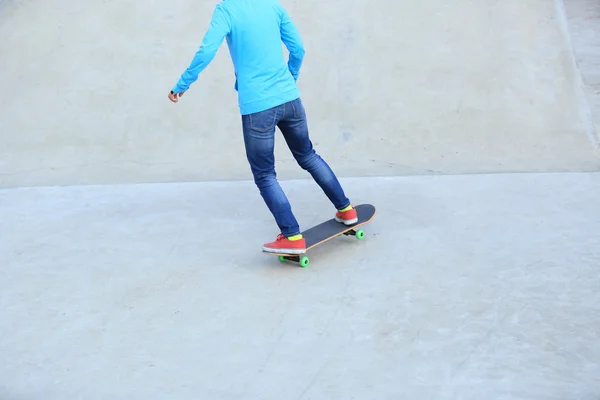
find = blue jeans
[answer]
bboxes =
[242,97,351,237]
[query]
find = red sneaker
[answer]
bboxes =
[335,206,358,225]
[262,234,307,254]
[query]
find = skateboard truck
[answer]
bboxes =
[341,228,365,239]
[277,255,310,267]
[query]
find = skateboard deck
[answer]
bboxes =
[263,203,376,267]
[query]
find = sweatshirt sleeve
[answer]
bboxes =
[278,6,305,81]
[172,4,231,93]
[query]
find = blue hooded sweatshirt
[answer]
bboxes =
[171,0,305,115]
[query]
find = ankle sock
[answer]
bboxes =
[287,234,303,241]
[338,205,353,212]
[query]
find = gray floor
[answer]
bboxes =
[2,172,599,399]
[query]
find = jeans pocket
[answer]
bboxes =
[249,107,278,133]
[291,98,305,119]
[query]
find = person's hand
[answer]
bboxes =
[168,91,185,103]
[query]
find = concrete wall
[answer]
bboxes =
[1,0,598,188]
[563,0,600,135]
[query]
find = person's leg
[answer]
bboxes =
[241,104,307,253]
[278,98,358,225]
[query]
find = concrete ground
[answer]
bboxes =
[2,172,600,399]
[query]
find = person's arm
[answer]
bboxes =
[278,6,305,81]
[172,4,231,94]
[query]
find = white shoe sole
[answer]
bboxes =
[335,216,358,225]
[262,246,306,254]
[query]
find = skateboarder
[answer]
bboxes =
[168,0,357,254]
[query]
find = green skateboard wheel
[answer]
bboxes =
[356,229,365,240]
[279,256,286,262]
[300,256,310,268]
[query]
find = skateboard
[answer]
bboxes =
[263,204,376,267]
